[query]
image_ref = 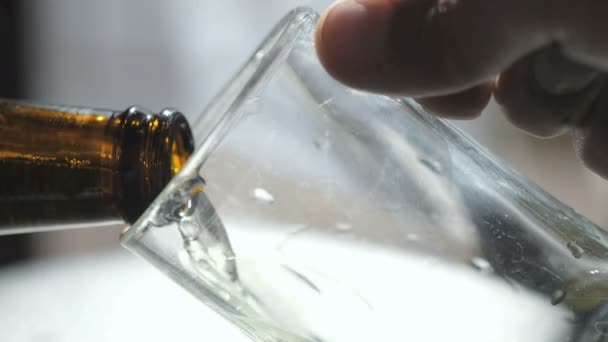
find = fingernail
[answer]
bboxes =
[316,0,391,77]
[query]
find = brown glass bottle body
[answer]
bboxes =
[0,100,194,233]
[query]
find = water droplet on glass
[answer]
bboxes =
[406,233,420,241]
[418,157,442,174]
[255,50,265,60]
[251,187,275,205]
[471,257,493,273]
[567,241,584,259]
[318,98,333,109]
[336,222,352,231]
[590,269,600,275]
[314,137,330,151]
[551,289,567,305]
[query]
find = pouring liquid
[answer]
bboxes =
[136,175,574,342]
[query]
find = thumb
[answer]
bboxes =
[315,0,554,97]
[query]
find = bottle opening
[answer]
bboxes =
[117,107,195,224]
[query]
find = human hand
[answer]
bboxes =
[315,0,608,177]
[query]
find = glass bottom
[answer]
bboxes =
[122,175,571,342]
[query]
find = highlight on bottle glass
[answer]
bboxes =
[120,7,608,342]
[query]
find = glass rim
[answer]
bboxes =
[121,7,320,239]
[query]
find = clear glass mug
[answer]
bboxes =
[121,7,608,342]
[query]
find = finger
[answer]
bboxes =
[316,0,554,97]
[559,1,608,70]
[493,49,602,138]
[415,82,493,119]
[572,84,608,179]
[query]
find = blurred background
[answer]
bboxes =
[2,0,608,340]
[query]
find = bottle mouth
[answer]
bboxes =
[158,108,195,183]
[116,107,195,224]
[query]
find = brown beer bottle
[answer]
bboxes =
[0,100,194,234]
